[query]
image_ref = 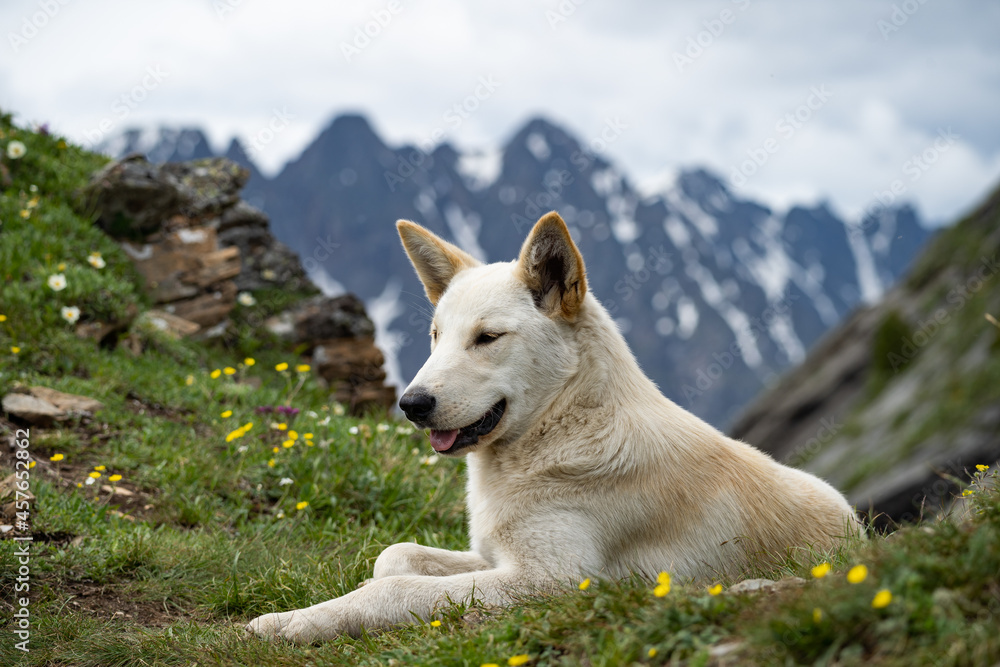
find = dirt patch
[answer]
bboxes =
[58,581,191,627]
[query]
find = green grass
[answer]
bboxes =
[2,111,1000,666]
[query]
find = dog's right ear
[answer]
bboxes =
[397,220,482,305]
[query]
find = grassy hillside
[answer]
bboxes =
[2,112,1000,666]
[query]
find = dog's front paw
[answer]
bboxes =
[246,611,292,640]
[246,609,339,644]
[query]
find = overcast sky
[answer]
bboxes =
[3,0,998,225]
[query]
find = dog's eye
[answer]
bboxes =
[474,332,504,346]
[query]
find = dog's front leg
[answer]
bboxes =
[246,568,520,643]
[372,543,492,579]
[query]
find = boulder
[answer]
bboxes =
[1,386,103,425]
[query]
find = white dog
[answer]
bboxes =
[247,212,860,643]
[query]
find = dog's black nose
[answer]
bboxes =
[399,391,436,422]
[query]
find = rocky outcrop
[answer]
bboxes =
[266,295,396,414]
[84,155,395,414]
[83,155,310,331]
[730,184,1000,529]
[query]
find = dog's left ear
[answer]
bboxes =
[516,211,588,321]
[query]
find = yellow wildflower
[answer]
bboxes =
[185,375,194,386]
[430,620,442,627]
[276,423,287,431]
[275,362,289,371]
[508,656,531,667]
[811,562,831,579]
[109,474,122,482]
[295,501,309,510]
[94,465,106,471]
[49,453,64,462]
[296,364,310,373]
[20,209,30,219]
[482,664,501,667]
[813,608,823,623]
[282,440,294,448]
[0,314,6,322]
[88,471,101,479]
[243,422,253,431]
[872,589,893,609]
[647,648,658,658]
[11,346,21,354]
[210,369,221,379]
[223,367,236,376]
[225,427,246,442]
[976,464,989,472]
[654,571,671,597]
[29,461,35,468]
[272,447,279,453]
[303,433,314,439]
[221,410,233,418]
[579,578,591,591]
[267,458,276,468]
[708,583,723,596]
[847,564,868,584]
[57,263,66,271]
[244,357,256,366]
[962,489,974,497]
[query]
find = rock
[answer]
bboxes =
[28,387,104,414]
[1,387,103,425]
[217,218,311,292]
[2,393,63,426]
[291,295,376,341]
[727,577,805,595]
[137,310,201,338]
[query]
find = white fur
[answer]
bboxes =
[247,214,860,643]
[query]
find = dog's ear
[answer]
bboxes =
[516,211,588,321]
[397,220,482,305]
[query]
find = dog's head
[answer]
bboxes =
[397,212,587,455]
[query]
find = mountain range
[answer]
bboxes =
[100,115,932,427]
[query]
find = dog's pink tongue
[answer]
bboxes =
[429,429,459,452]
